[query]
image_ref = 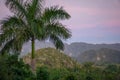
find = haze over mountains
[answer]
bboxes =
[64,42,120,57]
[77,48,120,64]
[22,41,120,64]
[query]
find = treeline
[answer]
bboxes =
[0,54,120,80]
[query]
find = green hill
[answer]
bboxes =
[23,48,79,68]
[77,48,120,64]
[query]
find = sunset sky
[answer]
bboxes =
[0,0,120,44]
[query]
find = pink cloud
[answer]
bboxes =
[102,20,120,27]
[66,6,120,16]
[64,6,100,16]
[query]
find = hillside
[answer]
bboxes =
[23,48,79,68]
[64,42,120,58]
[21,42,120,64]
[21,41,120,58]
[77,48,120,64]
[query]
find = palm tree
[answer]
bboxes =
[0,0,71,71]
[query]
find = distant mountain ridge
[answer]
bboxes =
[22,42,120,64]
[21,41,120,57]
[77,48,120,64]
[64,42,120,58]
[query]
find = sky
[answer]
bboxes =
[0,0,120,44]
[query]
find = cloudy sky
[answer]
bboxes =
[0,0,120,44]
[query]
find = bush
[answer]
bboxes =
[65,73,77,80]
[49,68,69,80]
[36,66,49,80]
[0,54,35,80]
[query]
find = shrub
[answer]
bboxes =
[0,54,35,80]
[36,66,49,80]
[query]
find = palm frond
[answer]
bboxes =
[49,34,64,50]
[5,0,27,18]
[0,28,31,55]
[0,16,26,30]
[0,39,15,54]
[30,19,47,40]
[0,16,27,53]
[26,0,44,19]
[45,22,71,39]
[42,6,71,23]
[12,29,31,54]
[0,29,14,46]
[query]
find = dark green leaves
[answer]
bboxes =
[45,22,71,39]
[42,6,71,23]
[6,0,27,18]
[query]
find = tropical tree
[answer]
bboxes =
[0,0,71,71]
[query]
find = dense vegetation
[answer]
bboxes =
[0,53,120,80]
[0,54,35,80]
[23,48,79,68]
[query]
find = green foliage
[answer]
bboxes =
[65,73,77,80]
[105,64,118,73]
[102,64,120,80]
[0,53,120,80]
[85,76,94,80]
[36,66,49,80]
[0,54,35,80]
[49,68,69,80]
[23,48,79,68]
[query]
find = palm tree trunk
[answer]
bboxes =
[31,37,36,72]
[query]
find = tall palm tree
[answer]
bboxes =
[0,0,71,71]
